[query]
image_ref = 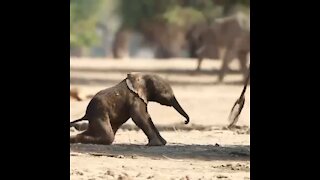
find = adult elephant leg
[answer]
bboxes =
[195,45,208,72]
[238,51,249,83]
[196,57,204,71]
[130,101,166,146]
[218,49,235,82]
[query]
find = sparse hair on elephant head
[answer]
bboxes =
[125,73,190,124]
[126,73,148,104]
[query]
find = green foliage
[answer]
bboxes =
[70,0,105,48]
[70,0,250,56]
[117,0,164,29]
[162,6,205,27]
[117,0,228,29]
[223,0,250,15]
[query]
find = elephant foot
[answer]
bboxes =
[217,74,225,83]
[147,138,167,146]
[160,137,167,145]
[196,67,203,73]
[190,70,199,76]
[217,78,223,84]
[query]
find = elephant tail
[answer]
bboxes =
[171,96,190,124]
[70,115,87,128]
[228,66,250,128]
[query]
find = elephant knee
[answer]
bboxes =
[101,140,113,145]
[100,135,115,145]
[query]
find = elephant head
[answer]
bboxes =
[126,73,190,124]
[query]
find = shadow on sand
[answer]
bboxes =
[70,143,250,161]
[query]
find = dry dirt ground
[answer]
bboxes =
[70,58,250,180]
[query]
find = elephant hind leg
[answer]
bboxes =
[218,49,236,82]
[70,117,115,145]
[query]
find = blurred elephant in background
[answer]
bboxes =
[186,13,250,83]
[112,20,187,59]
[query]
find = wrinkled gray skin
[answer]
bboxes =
[70,73,190,146]
[186,13,250,83]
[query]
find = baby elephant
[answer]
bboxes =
[70,73,190,146]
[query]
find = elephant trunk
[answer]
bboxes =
[171,96,190,124]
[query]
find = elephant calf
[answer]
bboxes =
[70,73,190,146]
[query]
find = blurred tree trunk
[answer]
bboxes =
[112,26,131,59]
[96,23,110,57]
[70,47,83,57]
[139,20,186,58]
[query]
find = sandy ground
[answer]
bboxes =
[70,58,250,180]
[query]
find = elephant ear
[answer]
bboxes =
[125,73,148,104]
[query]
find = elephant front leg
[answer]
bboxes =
[130,102,167,146]
[218,49,235,83]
